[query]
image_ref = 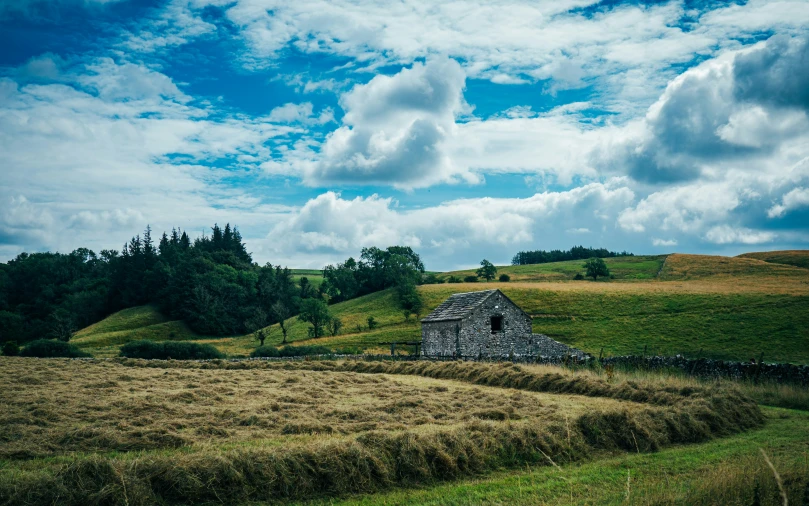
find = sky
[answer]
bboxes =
[1,0,808,270]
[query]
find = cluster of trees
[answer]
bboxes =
[321,246,425,318]
[511,246,633,265]
[0,224,311,345]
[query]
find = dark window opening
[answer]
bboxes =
[490,316,503,333]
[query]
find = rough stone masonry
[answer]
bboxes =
[420,289,587,359]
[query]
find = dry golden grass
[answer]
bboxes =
[0,358,765,505]
[0,357,641,460]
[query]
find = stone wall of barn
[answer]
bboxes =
[421,320,462,357]
[459,290,533,357]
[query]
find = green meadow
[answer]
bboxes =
[73,252,809,363]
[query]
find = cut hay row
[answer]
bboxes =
[0,359,764,505]
[0,405,755,506]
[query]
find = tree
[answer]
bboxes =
[499,273,510,282]
[271,301,292,344]
[367,315,377,330]
[327,318,342,336]
[298,298,331,339]
[397,282,422,318]
[48,309,76,342]
[583,257,610,281]
[245,308,270,347]
[476,259,497,281]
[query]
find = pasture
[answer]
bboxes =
[71,253,809,363]
[0,357,770,505]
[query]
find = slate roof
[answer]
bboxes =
[420,289,499,322]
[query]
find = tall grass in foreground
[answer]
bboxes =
[0,358,765,505]
[597,364,809,411]
[635,449,809,505]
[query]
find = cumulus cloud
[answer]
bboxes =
[768,187,809,218]
[733,35,809,111]
[303,57,470,188]
[602,35,809,184]
[257,181,635,268]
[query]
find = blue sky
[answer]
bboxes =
[1,0,808,270]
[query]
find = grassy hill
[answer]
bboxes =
[737,250,809,269]
[72,305,202,357]
[74,253,809,363]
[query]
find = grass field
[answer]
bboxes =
[312,406,809,506]
[738,249,809,270]
[70,252,809,363]
[291,268,324,288]
[0,358,767,505]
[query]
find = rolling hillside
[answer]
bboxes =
[74,253,809,363]
[737,250,809,269]
[72,305,203,357]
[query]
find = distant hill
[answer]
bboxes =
[74,253,809,364]
[737,250,809,270]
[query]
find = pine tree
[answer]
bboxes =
[223,223,233,250]
[159,232,170,257]
[143,225,155,258]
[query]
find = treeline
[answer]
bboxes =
[0,224,308,344]
[321,246,425,316]
[511,246,633,266]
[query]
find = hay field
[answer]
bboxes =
[0,358,762,505]
[0,358,633,460]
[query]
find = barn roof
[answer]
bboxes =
[421,289,501,322]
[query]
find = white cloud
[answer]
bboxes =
[301,57,471,188]
[704,225,776,245]
[268,102,334,125]
[123,0,809,116]
[0,60,299,256]
[119,0,217,53]
[256,181,635,268]
[652,238,677,247]
[768,187,809,218]
[600,35,809,184]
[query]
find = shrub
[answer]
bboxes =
[463,275,478,282]
[447,276,462,283]
[251,345,333,358]
[119,340,223,360]
[498,274,510,282]
[2,341,20,356]
[574,273,585,280]
[367,316,378,330]
[422,273,444,284]
[19,339,91,358]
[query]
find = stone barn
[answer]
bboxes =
[420,289,586,359]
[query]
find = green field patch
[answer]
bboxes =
[443,255,667,282]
